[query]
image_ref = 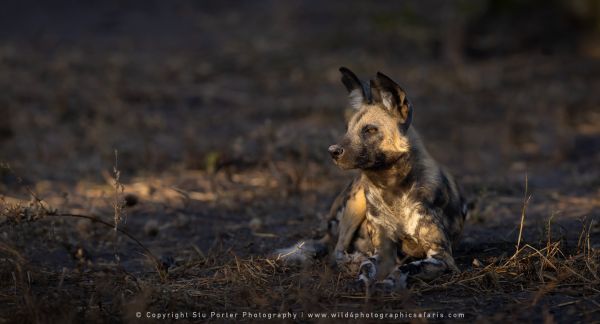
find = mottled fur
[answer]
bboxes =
[276,68,467,291]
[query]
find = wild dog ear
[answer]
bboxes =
[370,71,413,132]
[339,67,370,110]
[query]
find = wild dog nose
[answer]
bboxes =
[328,145,344,159]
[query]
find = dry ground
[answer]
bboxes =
[1,1,600,323]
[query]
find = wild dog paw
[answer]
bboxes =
[358,258,377,280]
[330,250,353,270]
[333,250,349,265]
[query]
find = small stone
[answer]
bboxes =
[249,217,262,231]
[472,258,483,267]
[144,220,159,237]
[124,193,138,207]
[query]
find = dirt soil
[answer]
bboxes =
[1,1,599,323]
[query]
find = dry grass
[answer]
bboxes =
[1,167,599,322]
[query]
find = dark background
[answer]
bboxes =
[1,0,599,322]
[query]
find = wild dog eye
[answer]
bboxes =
[362,125,378,135]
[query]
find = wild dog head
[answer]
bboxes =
[328,67,413,170]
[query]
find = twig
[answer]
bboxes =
[275,241,305,260]
[516,173,530,252]
[112,149,125,231]
[0,162,51,213]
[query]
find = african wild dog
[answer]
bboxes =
[276,67,467,291]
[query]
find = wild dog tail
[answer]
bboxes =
[272,235,330,263]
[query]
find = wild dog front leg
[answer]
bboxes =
[357,228,395,286]
[329,182,367,265]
